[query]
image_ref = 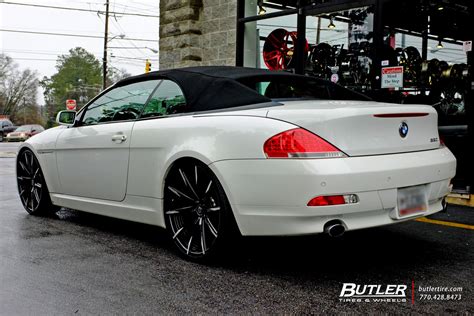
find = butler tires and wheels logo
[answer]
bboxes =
[339,283,408,303]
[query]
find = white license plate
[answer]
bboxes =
[397,185,428,218]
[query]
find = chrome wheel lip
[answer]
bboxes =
[165,164,221,258]
[17,150,43,213]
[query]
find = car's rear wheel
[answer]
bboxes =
[17,149,59,215]
[164,160,237,262]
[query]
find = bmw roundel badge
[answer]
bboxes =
[399,122,409,138]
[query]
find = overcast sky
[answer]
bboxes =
[0,0,159,105]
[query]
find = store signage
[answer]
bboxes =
[66,99,77,111]
[381,66,403,89]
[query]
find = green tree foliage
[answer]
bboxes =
[41,47,103,126]
[0,54,40,124]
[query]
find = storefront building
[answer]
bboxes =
[160,0,473,203]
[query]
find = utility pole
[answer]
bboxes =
[23,97,26,125]
[102,0,110,90]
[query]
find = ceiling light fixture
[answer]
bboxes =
[258,5,266,15]
[436,39,444,49]
[328,17,336,29]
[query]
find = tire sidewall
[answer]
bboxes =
[17,149,57,216]
[164,160,238,262]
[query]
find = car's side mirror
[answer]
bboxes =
[56,110,76,126]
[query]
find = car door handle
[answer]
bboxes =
[111,134,127,143]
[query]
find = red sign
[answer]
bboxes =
[381,66,403,75]
[381,66,404,88]
[66,99,77,111]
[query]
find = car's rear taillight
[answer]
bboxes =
[307,194,359,206]
[263,128,346,158]
[440,137,446,148]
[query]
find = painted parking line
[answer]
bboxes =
[415,217,474,230]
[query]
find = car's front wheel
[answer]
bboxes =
[164,160,238,262]
[17,149,59,215]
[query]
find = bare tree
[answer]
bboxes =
[0,54,39,119]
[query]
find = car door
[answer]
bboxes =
[55,79,160,201]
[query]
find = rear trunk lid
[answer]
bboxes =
[266,100,440,156]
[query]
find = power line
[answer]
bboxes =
[112,55,158,61]
[2,48,103,56]
[110,2,159,16]
[0,28,157,43]
[7,57,58,61]
[110,18,147,59]
[0,1,160,18]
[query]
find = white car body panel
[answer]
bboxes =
[127,114,295,199]
[23,126,65,194]
[55,122,134,201]
[50,193,162,225]
[19,98,456,237]
[265,100,440,156]
[209,147,455,235]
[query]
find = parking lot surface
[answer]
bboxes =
[0,142,473,314]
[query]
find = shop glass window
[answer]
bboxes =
[240,77,370,101]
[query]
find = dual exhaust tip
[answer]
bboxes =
[324,220,346,237]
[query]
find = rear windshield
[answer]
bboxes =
[238,76,370,101]
[15,125,33,132]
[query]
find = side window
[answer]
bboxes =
[81,80,159,126]
[142,80,188,118]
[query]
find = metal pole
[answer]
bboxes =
[102,0,110,90]
[371,0,384,91]
[467,4,474,192]
[295,1,306,74]
[235,0,245,67]
[421,13,429,60]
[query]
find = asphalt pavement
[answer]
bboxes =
[0,142,473,314]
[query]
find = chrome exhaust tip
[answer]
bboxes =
[324,221,346,237]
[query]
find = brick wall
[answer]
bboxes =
[159,0,237,70]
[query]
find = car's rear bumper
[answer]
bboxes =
[210,147,456,236]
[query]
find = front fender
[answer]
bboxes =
[19,127,66,194]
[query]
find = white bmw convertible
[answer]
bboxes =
[17,66,456,260]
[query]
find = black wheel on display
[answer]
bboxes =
[164,160,238,262]
[16,149,59,216]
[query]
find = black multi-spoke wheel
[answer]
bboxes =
[164,160,237,261]
[17,149,58,215]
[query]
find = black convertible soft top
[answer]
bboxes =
[114,66,370,113]
[115,66,299,112]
